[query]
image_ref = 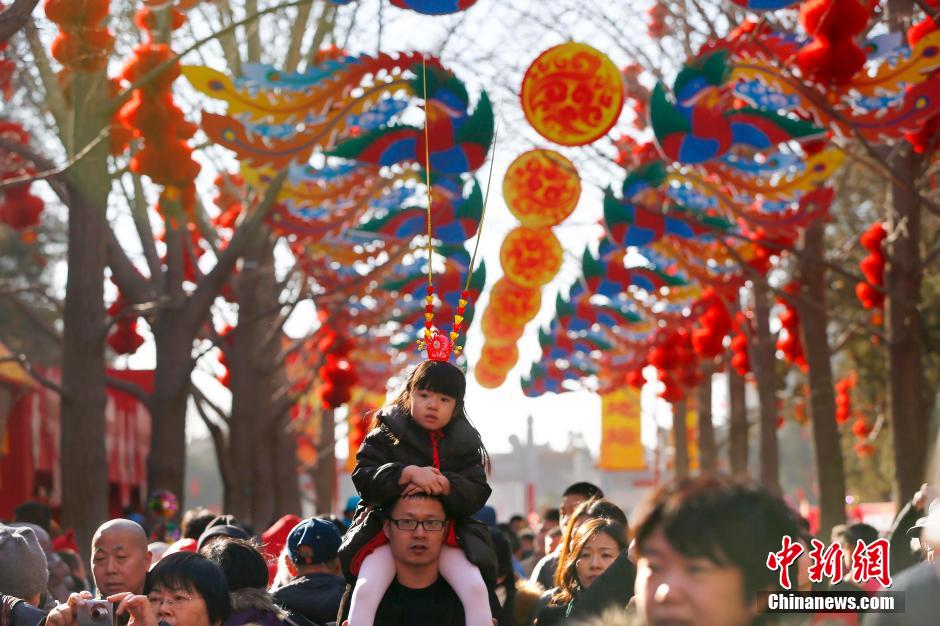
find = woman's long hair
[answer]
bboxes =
[552,497,627,588]
[551,518,628,607]
[370,360,490,472]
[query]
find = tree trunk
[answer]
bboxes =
[146,320,194,506]
[697,372,717,474]
[59,68,111,554]
[885,145,929,506]
[751,280,780,492]
[796,219,847,538]
[315,408,336,514]
[672,400,689,480]
[227,234,278,525]
[727,359,750,478]
[273,417,301,517]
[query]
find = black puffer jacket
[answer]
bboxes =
[272,573,345,626]
[338,405,496,583]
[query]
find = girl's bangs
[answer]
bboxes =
[411,361,466,401]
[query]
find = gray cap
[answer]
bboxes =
[0,523,49,600]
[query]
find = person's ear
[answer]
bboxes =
[145,550,153,567]
[383,520,390,539]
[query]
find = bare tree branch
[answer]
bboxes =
[0,352,64,395]
[105,374,150,404]
[0,0,39,44]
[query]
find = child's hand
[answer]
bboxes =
[404,465,448,494]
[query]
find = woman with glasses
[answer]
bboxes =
[47,553,230,626]
[143,552,231,626]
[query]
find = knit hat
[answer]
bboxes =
[196,524,250,551]
[287,518,341,565]
[0,524,49,600]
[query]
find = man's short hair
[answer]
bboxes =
[13,502,52,534]
[844,523,879,547]
[633,475,800,602]
[542,508,560,524]
[581,498,628,526]
[562,482,603,499]
[383,493,446,516]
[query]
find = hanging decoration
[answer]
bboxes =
[729,0,801,9]
[855,222,886,312]
[835,372,856,425]
[776,284,807,371]
[107,290,146,356]
[116,2,201,220]
[317,323,358,409]
[389,0,479,14]
[498,226,564,289]
[45,0,115,72]
[520,42,625,146]
[0,123,44,232]
[503,149,581,228]
[795,0,871,85]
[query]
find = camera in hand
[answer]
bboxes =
[77,601,114,626]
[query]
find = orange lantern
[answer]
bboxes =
[520,42,625,146]
[503,149,581,228]
[481,307,525,347]
[487,277,542,325]
[480,342,520,374]
[474,364,507,389]
[499,226,564,289]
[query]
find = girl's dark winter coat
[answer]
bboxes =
[338,405,496,584]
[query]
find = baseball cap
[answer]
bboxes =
[287,517,342,565]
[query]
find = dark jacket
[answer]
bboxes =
[272,573,345,626]
[223,588,289,626]
[532,552,637,626]
[566,551,636,621]
[886,499,923,575]
[338,406,496,583]
[2,596,46,626]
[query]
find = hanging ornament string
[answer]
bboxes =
[421,55,436,346]
[464,119,499,295]
[449,120,500,350]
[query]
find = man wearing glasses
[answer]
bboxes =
[339,494,496,626]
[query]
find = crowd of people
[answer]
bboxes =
[1,475,938,626]
[1,361,938,625]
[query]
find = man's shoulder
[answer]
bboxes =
[887,560,940,591]
[277,575,342,598]
[10,598,47,626]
